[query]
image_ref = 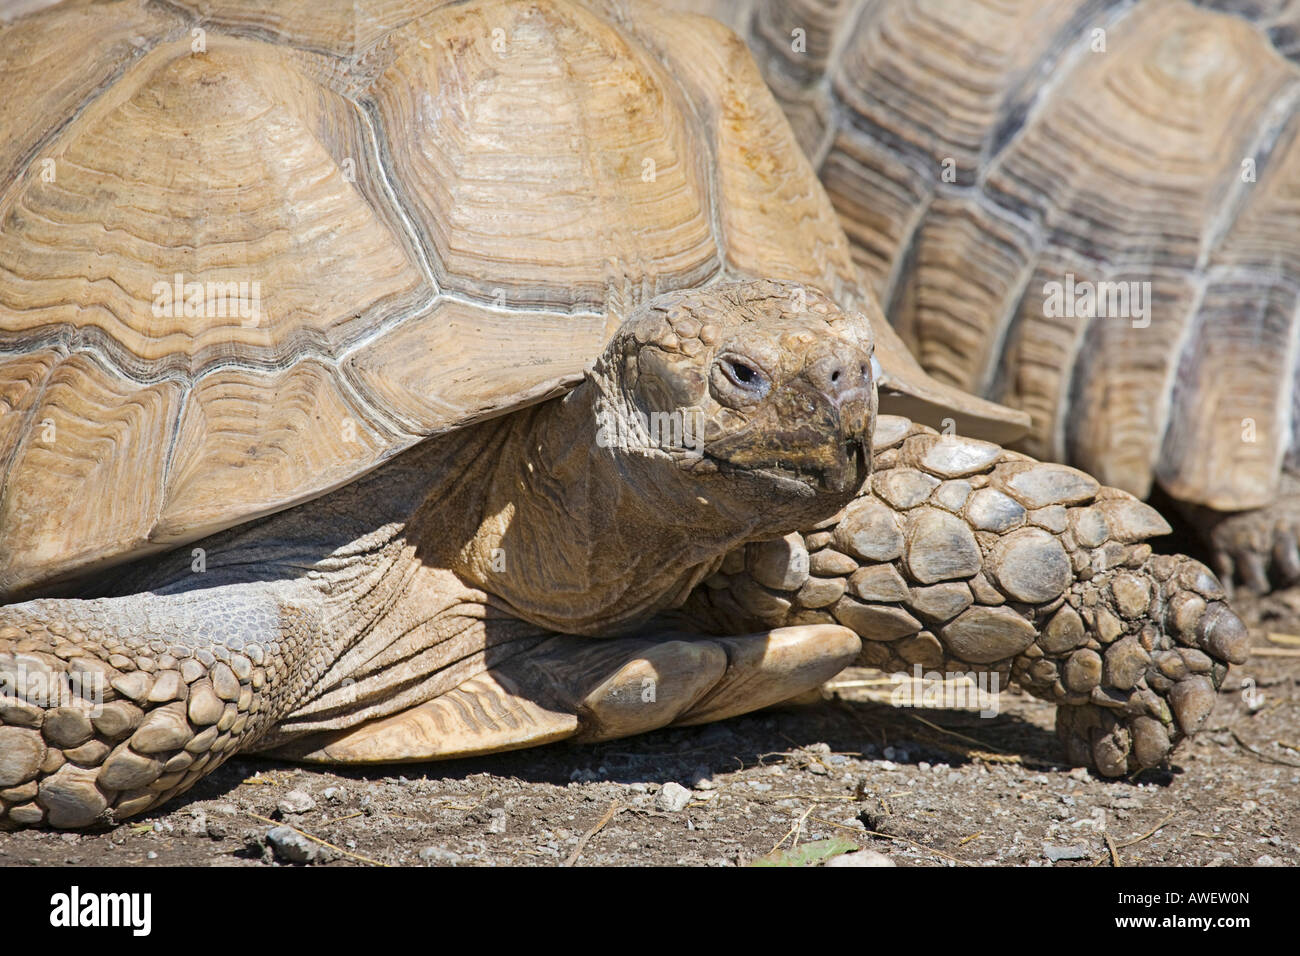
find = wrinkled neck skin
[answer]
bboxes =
[427,380,807,637]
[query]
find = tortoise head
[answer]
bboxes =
[589,279,876,529]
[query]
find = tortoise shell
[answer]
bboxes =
[0,0,1024,598]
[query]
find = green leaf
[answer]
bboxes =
[749,837,859,867]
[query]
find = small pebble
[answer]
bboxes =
[277,790,316,815]
[1043,843,1090,862]
[656,782,691,812]
[267,826,320,864]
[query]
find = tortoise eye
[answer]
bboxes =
[719,357,769,393]
[727,360,758,385]
[711,355,770,404]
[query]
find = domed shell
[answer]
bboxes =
[0,0,1025,598]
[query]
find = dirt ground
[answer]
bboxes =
[2,591,1297,868]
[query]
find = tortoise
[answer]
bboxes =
[0,0,1246,830]
[669,0,1300,593]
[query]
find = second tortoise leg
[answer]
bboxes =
[681,415,1251,777]
[1188,469,1300,593]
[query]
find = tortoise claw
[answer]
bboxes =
[671,625,860,727]
[579,625,859,738]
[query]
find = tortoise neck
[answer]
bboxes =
[442,383,746,636]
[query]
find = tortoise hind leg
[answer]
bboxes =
[1192,470,1300,593]
[270,625,860,764]
[0,582,320,829]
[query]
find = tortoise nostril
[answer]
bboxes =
[808,355,865,401]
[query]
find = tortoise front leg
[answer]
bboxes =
[680,416,1250,776]
[0,582,321,829]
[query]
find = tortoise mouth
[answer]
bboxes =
[703,438,868,496]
